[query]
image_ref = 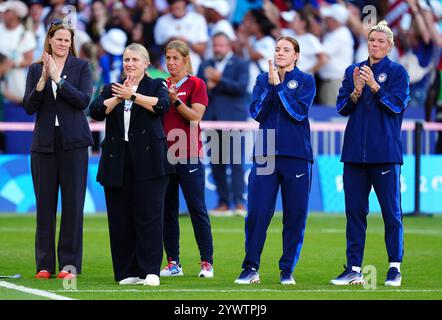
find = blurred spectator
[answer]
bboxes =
[154,0,208,73]
[425,56,442,154]
[25,0,47,62]
[287,0,319,10]
[230,0,263,28]
[237,8,275,95]
[0,53,8,153]
[0,0,37,154]
[80,41,103,153]
[107,1,134,42]
[43,0,67,28]
[317,3,354,106]
[197,32,249,216]
[199,0,236,59]
[85,0,110,43]
[397,0,440,108]
[130,0,161,68]
[99,28,127,84]
[280,9,326,74]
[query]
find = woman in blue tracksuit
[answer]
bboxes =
[330,21,410,287]
[234,36,315,285]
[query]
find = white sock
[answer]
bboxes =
[351,266,361,273]
[390,262,401,272]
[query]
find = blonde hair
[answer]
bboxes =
[122,43,151,78]
[368,20,394,45]
[164,40,193,74]
[124,43,150,63]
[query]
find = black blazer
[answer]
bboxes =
[89,75,175,187]
[23,55,94,152]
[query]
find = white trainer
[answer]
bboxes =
[119,277,141,285]
[143,274,160,286]
[198,261,214,278]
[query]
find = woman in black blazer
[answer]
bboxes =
[23,20,93,280]
[89,43,174,286]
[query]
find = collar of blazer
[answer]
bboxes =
[57,54,76,83]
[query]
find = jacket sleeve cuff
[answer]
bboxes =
[375,86,386,100]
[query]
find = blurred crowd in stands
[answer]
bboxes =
[0,0,441,154]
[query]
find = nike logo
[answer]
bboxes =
[189,168,198,173]
[381,170,391,175]
[296,173,305,178]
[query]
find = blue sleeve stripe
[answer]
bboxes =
[380,96,404,114]
[251,88,269,119]
[337,99,348,113]
[402,86,411,110]
[380,71,411,113]
[277,91,305,121]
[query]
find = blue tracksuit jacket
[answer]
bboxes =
[250,67,315,161]
[336,56,410,164]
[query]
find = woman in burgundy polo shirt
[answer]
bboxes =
[161,40,214,278]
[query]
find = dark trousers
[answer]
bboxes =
[163,161,213,264]
[105,143,169,281]
[343,163,404,267]
[243,157,312,272]
[32,127,88,274]
[210,130,245,207]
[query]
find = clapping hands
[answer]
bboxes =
[112,75,136,100]
[42,52,60,82]
[268,60,280,86]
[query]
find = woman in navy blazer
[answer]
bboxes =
[89,43,174,286]
[23,20,93,280]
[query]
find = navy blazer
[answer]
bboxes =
[89,75,175,187]
[197,54,249,121]
[23,55,94,152]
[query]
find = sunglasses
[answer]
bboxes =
[49,19,73,30]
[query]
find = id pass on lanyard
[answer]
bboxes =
[124,100,133,112]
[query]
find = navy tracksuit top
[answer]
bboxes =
[250,67,315,162]
[336,56,410,164]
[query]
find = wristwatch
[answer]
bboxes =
[130,94,137,102]
[174,99,182,108]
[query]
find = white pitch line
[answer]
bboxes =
[51,289,442,294]
[0,228,441,236]
[0,281,76,300]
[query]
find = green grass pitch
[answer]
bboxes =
[0,213,441,300]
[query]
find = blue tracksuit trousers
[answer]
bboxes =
[343,163,404,267]
[242,156,312,272]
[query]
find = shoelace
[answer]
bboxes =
[240,268,256,277]
[166,263,178,270]
[200,261,212,271]
[337,264,354,277]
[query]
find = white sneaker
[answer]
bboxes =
[160,260,183,277]
[198,261,214,278]
[143,274,160,286]
[119,277,141,285]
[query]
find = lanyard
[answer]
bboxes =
[174,75,189,89]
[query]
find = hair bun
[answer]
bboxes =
[377,20,389,27]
